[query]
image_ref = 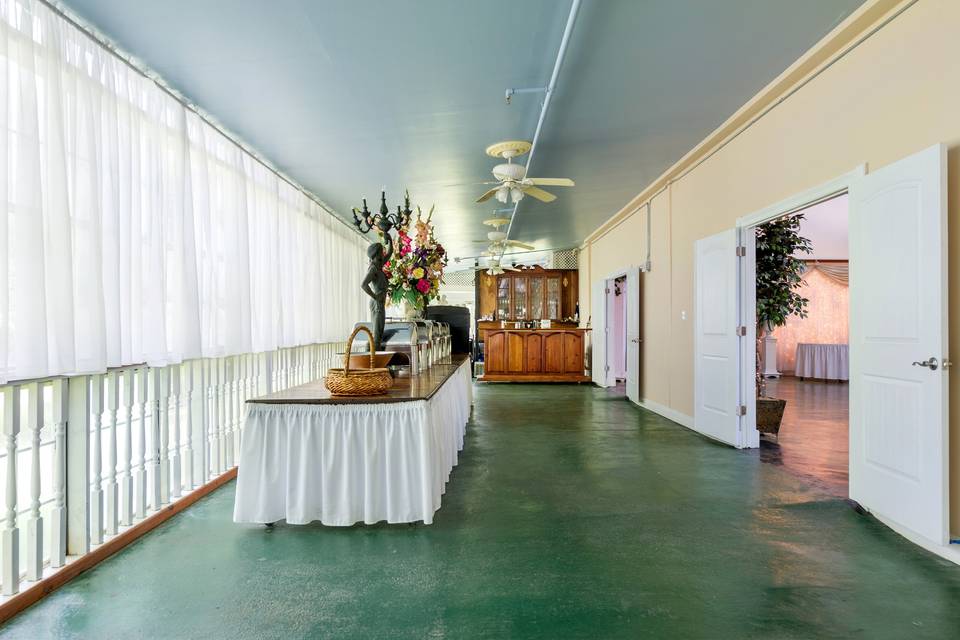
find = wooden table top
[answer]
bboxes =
[247,354,470,406]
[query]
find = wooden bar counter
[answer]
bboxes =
[480,328,590,382]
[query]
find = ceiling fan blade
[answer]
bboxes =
[445,181,499,187]
[476,187,500,203]
[526,177,575,187]
[506,240,535,250]
[521,185,557,202]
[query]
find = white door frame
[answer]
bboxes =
[594,266,644,391]
[606,269,627,387]
[735,166,865,445]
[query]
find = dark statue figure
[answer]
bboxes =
[352,191,411,351]
[360,237,393,351]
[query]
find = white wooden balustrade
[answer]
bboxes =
[0,342,344,597]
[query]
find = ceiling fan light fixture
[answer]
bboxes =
[495,185,510,203]
[510,187,524,203]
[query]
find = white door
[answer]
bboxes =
[694,229,745,447]
[626,267,641,404]
[849,144,949,545]
[591,279,611,387]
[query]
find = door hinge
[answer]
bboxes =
[605,365,610,372]
[605,288,610,294]
[735,246,746,257]
[736,326,747,337]
[736,405,747,417]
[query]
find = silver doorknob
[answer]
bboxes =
[631,338,641,343]
[912,357,939,370]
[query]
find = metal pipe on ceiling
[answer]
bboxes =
[503,0,581,251]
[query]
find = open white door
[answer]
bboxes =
[626,267,641,404]
[591,279,611,387]
[694,229,745,447]
[849,144,949,545]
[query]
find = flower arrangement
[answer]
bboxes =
[383,205,447,313]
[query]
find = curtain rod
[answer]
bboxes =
[37,0,366,241]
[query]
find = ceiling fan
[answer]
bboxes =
[472,217,535,252]
[473,256,521,276]
[475,141,574,204]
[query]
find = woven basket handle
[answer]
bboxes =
[343,325,376,376]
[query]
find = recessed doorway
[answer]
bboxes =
[755,195,850,497]
[591,267,641,404]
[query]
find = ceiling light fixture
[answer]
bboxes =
[495,184,525,204]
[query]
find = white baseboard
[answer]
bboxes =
[632,398,694,430]
[870,513,960,567]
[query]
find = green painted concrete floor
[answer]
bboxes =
[3,384,960,639]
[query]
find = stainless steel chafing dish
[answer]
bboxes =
[354,321,423,375]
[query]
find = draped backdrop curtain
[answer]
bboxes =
[0,0,367,383]
[771,262,849,373]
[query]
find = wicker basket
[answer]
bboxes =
[324,326,393,396]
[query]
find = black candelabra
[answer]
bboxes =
[352,190,413,236]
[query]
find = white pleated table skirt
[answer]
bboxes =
[233,359,472,526]
[794,343,849,381]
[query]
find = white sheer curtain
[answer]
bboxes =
[0,0,367,383]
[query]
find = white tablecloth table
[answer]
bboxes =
[794,343,849,381]
[233,358,472,526]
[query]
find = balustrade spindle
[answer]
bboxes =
[120,369,134,527]
[134,367,149,520]
[265,351,274,395]
[256,353,264,396]
[25,383,43,581]
[1,385,20,595]
[273,350,281,391]
[235,356,246,455]
[223,358,231,469]
[157,368,170,507]
[105,372,119,536]
[50,379,67,568]
[224,357,233,468]
[170,365,182,499]
[209,359,221,478]
[90,374,104,545]
[183,362,194,491]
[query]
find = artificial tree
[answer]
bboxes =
[755,214,811,402]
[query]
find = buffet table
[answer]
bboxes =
[233,354,472,526]
[795,343,849,381]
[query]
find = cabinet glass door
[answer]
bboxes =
[546,277,561,319]
[529,277,544,319]
[513,277,527,319]
[497,277,510,320]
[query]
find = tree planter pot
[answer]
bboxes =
[757,397,786,436]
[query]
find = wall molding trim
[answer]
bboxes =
[582,0,915,247]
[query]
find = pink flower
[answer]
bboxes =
[416,278,431,293]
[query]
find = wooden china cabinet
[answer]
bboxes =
[476,266,589,382]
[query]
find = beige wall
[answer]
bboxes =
[578,0,960,534]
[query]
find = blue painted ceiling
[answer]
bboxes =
[61,0,864,261]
